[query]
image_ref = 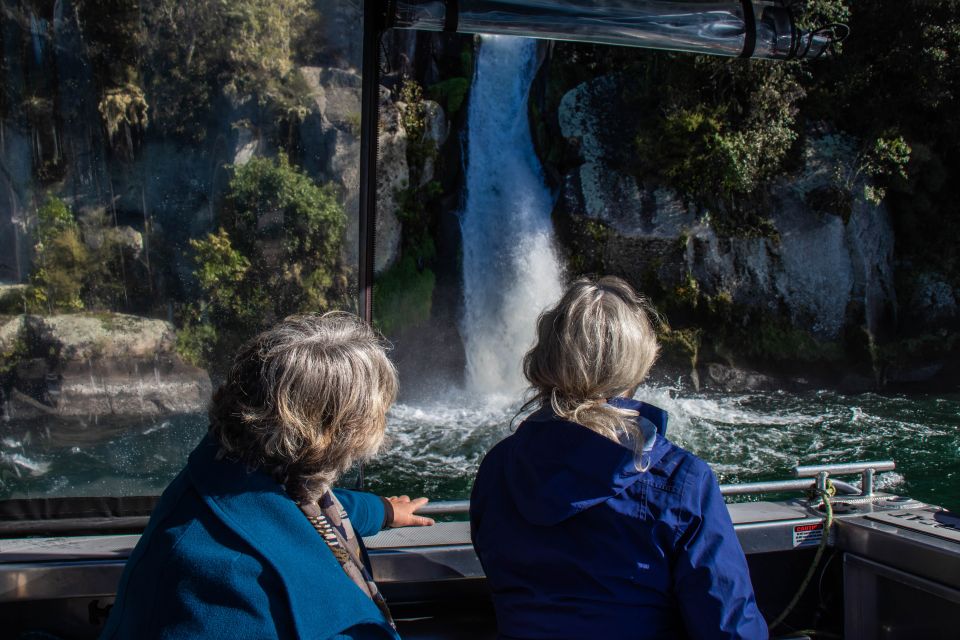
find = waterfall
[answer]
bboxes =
[460,36,564,397]
[30,15,47,65]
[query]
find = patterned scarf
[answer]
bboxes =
[298,491,395,628]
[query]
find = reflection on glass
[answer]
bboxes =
[0,0,363,499]
[390,1,836,59]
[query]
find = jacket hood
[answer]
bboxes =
[505,398,670,526]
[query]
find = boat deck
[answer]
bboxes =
[1,496,958,638]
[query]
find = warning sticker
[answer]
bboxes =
[793,522,824,547]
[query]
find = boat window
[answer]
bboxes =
[363,4,959,517]
[4,1,957,523]
[0,1,364,502]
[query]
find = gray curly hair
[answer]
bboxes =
[209,312,398,502]
[522,276,660,447]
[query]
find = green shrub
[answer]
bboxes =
[176,317,218,368]
[225,155,345,301]
[26,196,89,313]
[189,228,253,320]
[428,77,470,117]
[184,155,347,370]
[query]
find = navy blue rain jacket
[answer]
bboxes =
[101,434,398,640]
[470,398,768,639]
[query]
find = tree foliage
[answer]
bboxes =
[137,0,316,140]
[183,155,346,369]
[23,196,145,314]
[26,197,89,312]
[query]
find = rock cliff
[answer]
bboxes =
[1,313,211,421]
[551,72,910,388]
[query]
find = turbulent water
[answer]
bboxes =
[366,389,960,511]
[3,390,958,512]
[459,35,564,395]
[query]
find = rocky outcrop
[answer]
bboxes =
[300,67,400,272]
[23,314,176,360]
[314,0,364,68]
[1,313,211,421]
[905,272,957,330]
[299,66,448,274]
[556,74,897,344]
[702,363,779,392]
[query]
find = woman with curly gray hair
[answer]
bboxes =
[102,313,432,640]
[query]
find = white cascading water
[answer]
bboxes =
[460,35,564,397]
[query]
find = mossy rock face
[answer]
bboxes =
[655,326,701,373]
[0,285,28,314]
[748,319,846,365]
[881,332,960,387]
[0,316,28,376]
[428,77,469,117]
[22,313,177,361]
[374,256,436,337]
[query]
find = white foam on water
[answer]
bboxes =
[0,452,51,477]
[143,420,173,436]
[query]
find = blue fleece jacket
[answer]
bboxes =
[470,398,768,640]
[101,434,398,640]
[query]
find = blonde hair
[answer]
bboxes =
[522,276,660,447]
[209,312,398,501]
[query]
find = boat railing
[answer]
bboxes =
[414,460,897,515]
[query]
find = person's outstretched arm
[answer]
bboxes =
[334,489,435,537]
[673,464,769,640]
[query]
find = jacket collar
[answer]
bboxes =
[187,434,397,639]
[507,402,672,526]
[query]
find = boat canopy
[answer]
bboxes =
[385,1,846,59]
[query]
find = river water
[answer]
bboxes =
[1,388,958,512]
[368,388,960,512]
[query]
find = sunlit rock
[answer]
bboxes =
[3,313,211,419]
[299,67,404,273]
[0,315,25,354]
[420,99,449,186]
[25,314,175,360]
[556,75,897,342]
[82,224,144,261]
[232,126,263,167]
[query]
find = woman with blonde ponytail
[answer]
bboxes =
[471,276,766,639]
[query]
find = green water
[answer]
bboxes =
[2,388,958,513]
[364,388,960,512]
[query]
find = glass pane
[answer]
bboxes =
[368,8,960,511]
[0,0,363,499]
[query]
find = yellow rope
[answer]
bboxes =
[769,480,835,632]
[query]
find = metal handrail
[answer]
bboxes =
[416,500,471,516]
[413,461,896,515]
[718,478,859,496]
[794,461,896,477]
[794,460,895,497]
